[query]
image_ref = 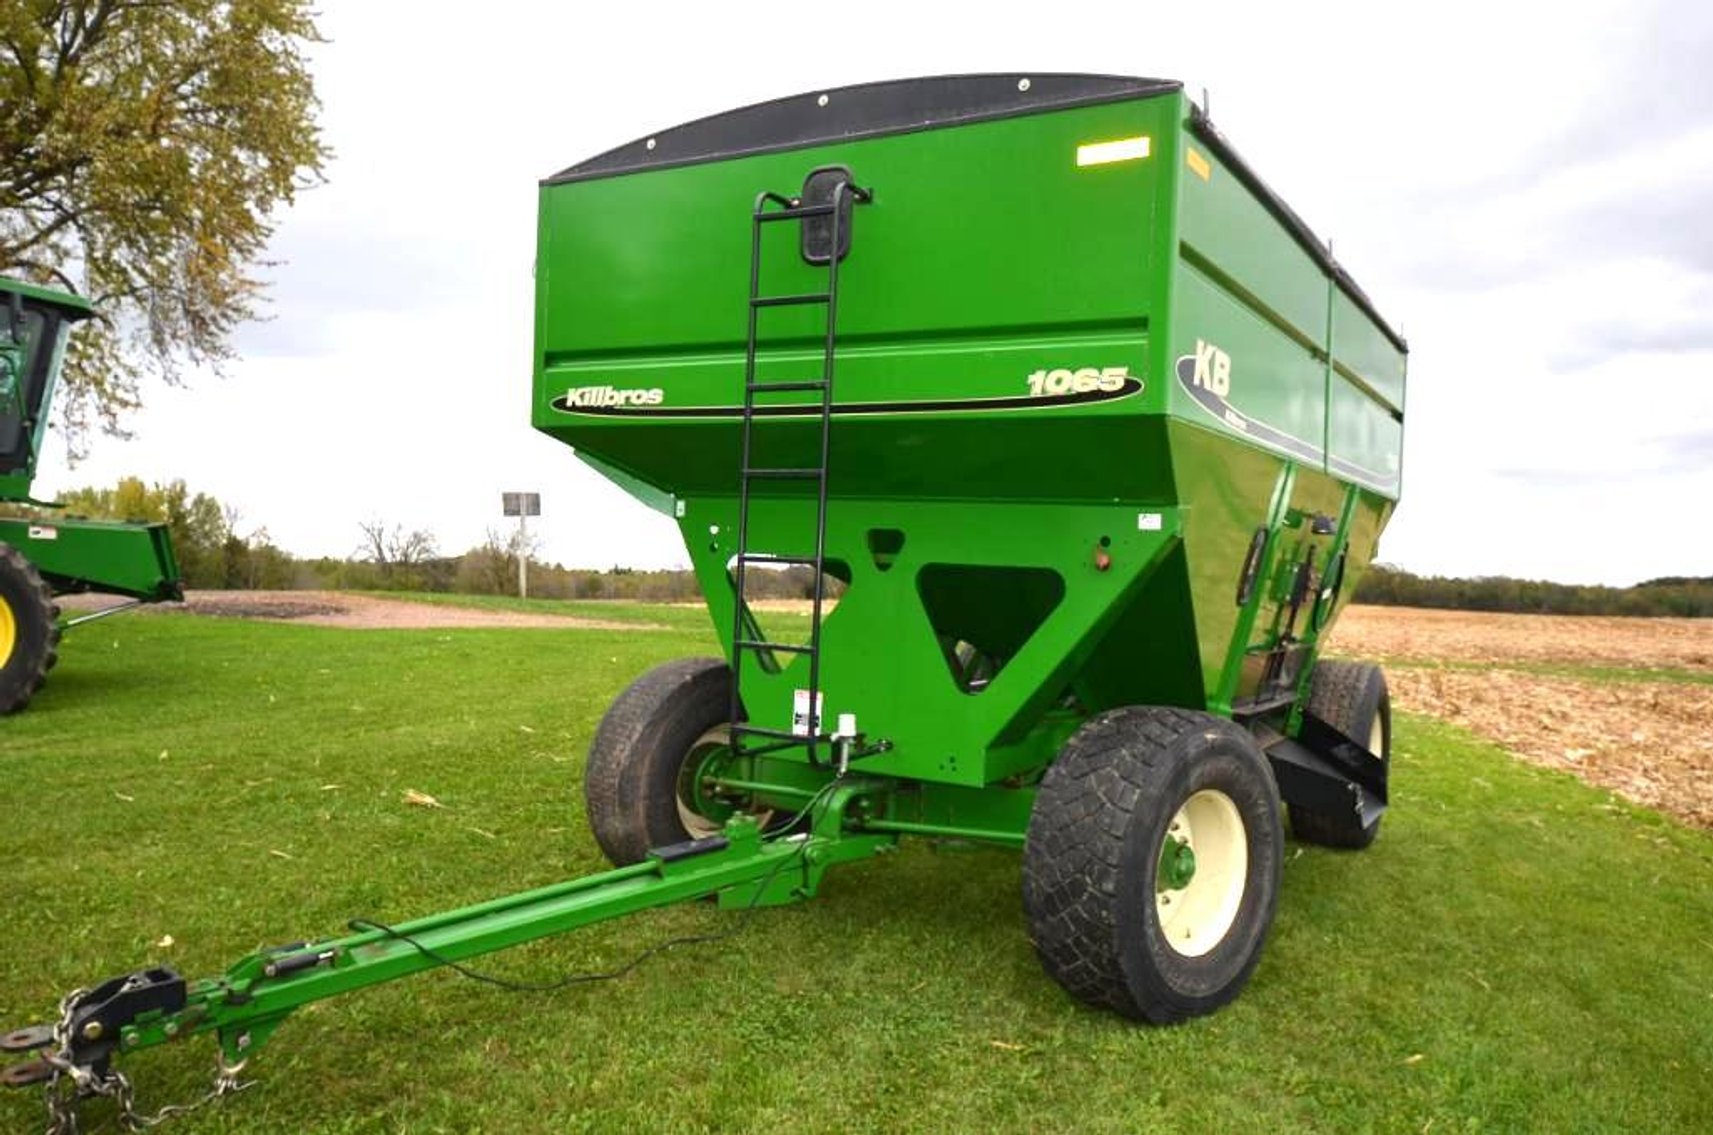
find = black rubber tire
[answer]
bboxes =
[1289,660,1390,850]
[1022,706,1284,1023]
[0,543,58,715]
[584,656,739,866]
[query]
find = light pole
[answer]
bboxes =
[500,492,541,598]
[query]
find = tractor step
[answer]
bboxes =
[751,292,830,308]
[736,553,817,566]
[742,467,824,480]
[747,379,828,393]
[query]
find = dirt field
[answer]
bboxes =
[1327,604,1713,673]
[1327,605,1713,829]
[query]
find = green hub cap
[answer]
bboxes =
[1157,836,1197,891]
[675,728,740,838]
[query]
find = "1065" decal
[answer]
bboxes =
[1025,366,1133,396]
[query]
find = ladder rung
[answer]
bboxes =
[738,553,818,566]
[735,639,815,655]
[752,293,830,308]
[757,204,836,221]
[744,467,822,480]
[732,724,829,741]
[747,379,828,393]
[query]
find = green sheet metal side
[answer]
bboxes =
[0,517,181,601]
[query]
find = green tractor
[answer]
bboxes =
[0,279,182,713]
[4,74,1404,1128]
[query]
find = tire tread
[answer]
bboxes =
[584,657,730,865]
[0,543,59,715]
[1023,706,1274,1022]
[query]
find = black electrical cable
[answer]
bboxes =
[347,779,842,994]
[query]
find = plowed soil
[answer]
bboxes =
[1328,605,1713,828]
[1328,604,1713,673]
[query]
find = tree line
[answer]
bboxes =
[1353,564,1713,618]
[12,478,1707,616]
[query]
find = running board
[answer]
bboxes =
[1260,727,1387,829]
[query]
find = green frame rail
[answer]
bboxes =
[0,516,181,603]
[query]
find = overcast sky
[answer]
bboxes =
[38,0,1713,585]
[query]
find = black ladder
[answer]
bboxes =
[728,173,871,765]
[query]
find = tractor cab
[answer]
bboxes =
[0,278,92,484]
[0,277,179,719]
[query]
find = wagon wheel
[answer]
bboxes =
[0,543,59,715]
[584,657,776,866]
[1023,706,1284,1023]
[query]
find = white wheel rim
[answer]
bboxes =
[1369,715,1385,758]
[1155,789,1249,958]
[675,726,773,839]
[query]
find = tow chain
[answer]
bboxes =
[38,987,251,1134]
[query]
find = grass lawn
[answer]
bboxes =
[1,607,1709,1133]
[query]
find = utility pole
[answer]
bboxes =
[501,492,541,599]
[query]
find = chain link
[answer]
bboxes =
[39,987,251,1134]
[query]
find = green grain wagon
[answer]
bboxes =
[6,74,1405,1127]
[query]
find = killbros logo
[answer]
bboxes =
[550,372,1146,418]
[557,385,664,409]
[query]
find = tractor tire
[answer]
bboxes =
[584,656,753,866]
[0,543,58,715]
[1023,706,1284,1023]
[1289,660,1390,850]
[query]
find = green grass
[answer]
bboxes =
[2,609,1710,1133]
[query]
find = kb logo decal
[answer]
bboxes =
[1175,339,1231,397]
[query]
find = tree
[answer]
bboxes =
[54,474,230,586]
[356,519,442,590]
[0,1,329,451]
[357,520,437,571]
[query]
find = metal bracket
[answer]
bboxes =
[0,1057,53,1087]
[61,968,187,1071]
[0,1025,54,1053]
